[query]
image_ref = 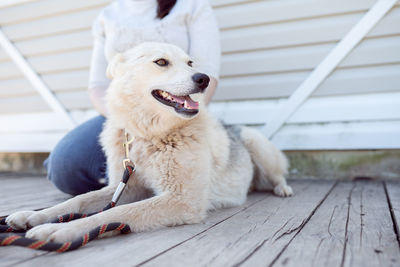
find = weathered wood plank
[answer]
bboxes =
[270,182,352,266]
[245,181,400,267]
[13,193,270,266]
[0,247,48,267]
[342,181,400,267]
[0,175,69,216]
[141,181,335,266]
[0,175,68,265]
[384,181,400,249]
[2,179,399,266]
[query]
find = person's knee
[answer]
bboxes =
[46,147,86,195]
[44,116,107,195]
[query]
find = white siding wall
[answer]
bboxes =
[0,0,399,151]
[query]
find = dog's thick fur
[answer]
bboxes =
[6,43,292,242]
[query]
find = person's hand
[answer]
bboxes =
[89,87,108,117]
[204,76,218,105]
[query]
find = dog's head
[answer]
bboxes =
[106,42,210,127]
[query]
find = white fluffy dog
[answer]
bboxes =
[6,42,292,242]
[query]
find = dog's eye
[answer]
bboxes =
[154,58,169,67]
[188,61,193,67]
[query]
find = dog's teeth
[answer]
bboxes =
[184,100,189,109]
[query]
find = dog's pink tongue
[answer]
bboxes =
[172,95,199,109]
[183,96,199,109]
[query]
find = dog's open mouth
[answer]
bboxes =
[152,90,199,116]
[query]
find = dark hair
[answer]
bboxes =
[157,0,177,19]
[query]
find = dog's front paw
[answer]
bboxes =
[273,183,293,197]
[6,211,49,230]
[26,223,81,243]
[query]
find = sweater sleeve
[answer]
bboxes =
[188,0,221,80]
[88,13,110,89]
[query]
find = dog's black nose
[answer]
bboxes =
[192,73,210,92]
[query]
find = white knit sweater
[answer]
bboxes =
[89,0,221,89]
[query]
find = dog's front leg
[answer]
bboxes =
[26,192,207,243]
[6,185,117,230]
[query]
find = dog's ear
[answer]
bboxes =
[106,53,125,79]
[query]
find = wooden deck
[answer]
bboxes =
[0,174,399,267]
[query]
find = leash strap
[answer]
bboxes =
[0,165,134,252]
[0,223,130,252]
[0,130,136,252]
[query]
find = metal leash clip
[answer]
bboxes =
[112,129,136,204]
[122,130,135,169]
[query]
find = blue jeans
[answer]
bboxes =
[44,116,107,195]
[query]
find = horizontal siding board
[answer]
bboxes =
[0,132,65,152]
[0,0,379,42]
[220,35,400,77]
[1,6,399,63]
[0,0,37,9]
[210,92,400,125]
[0,70,89,98]
[0,110,97,133]
[5,63,399,101]
[315,64,400,96]
[0,78,33,98]
[0,30,92,61]
[0,0,250,26]
[42,71,89,92]
[216,0,376,29]
[0,92,400,132]
[221,7,400,53]
[272,121,400,150]
[212,0,260,8]
[0,61,22,79]
[215,71,309,101]
[215,64,400,101]
[0,50,91,80]
[0,0,110,25]
[28,49,91,74]
[1,120,399,152]
[2,34,398,80]
[0,91,91,114]
[339,35,400,67]
[0,95,51,114]
[2,8,100,41]
[3,91,399,127]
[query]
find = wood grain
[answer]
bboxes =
[142,181,335,267]
[11,193,269,266]
[384,181,400,249]
[342,181,400,267]
[1,177,399,267]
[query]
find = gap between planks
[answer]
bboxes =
[3,180,399,267]
[383,181,400,248]
[1,192,270,266]
[268,180,400,267]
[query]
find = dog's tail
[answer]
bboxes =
[239,126,289,192]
